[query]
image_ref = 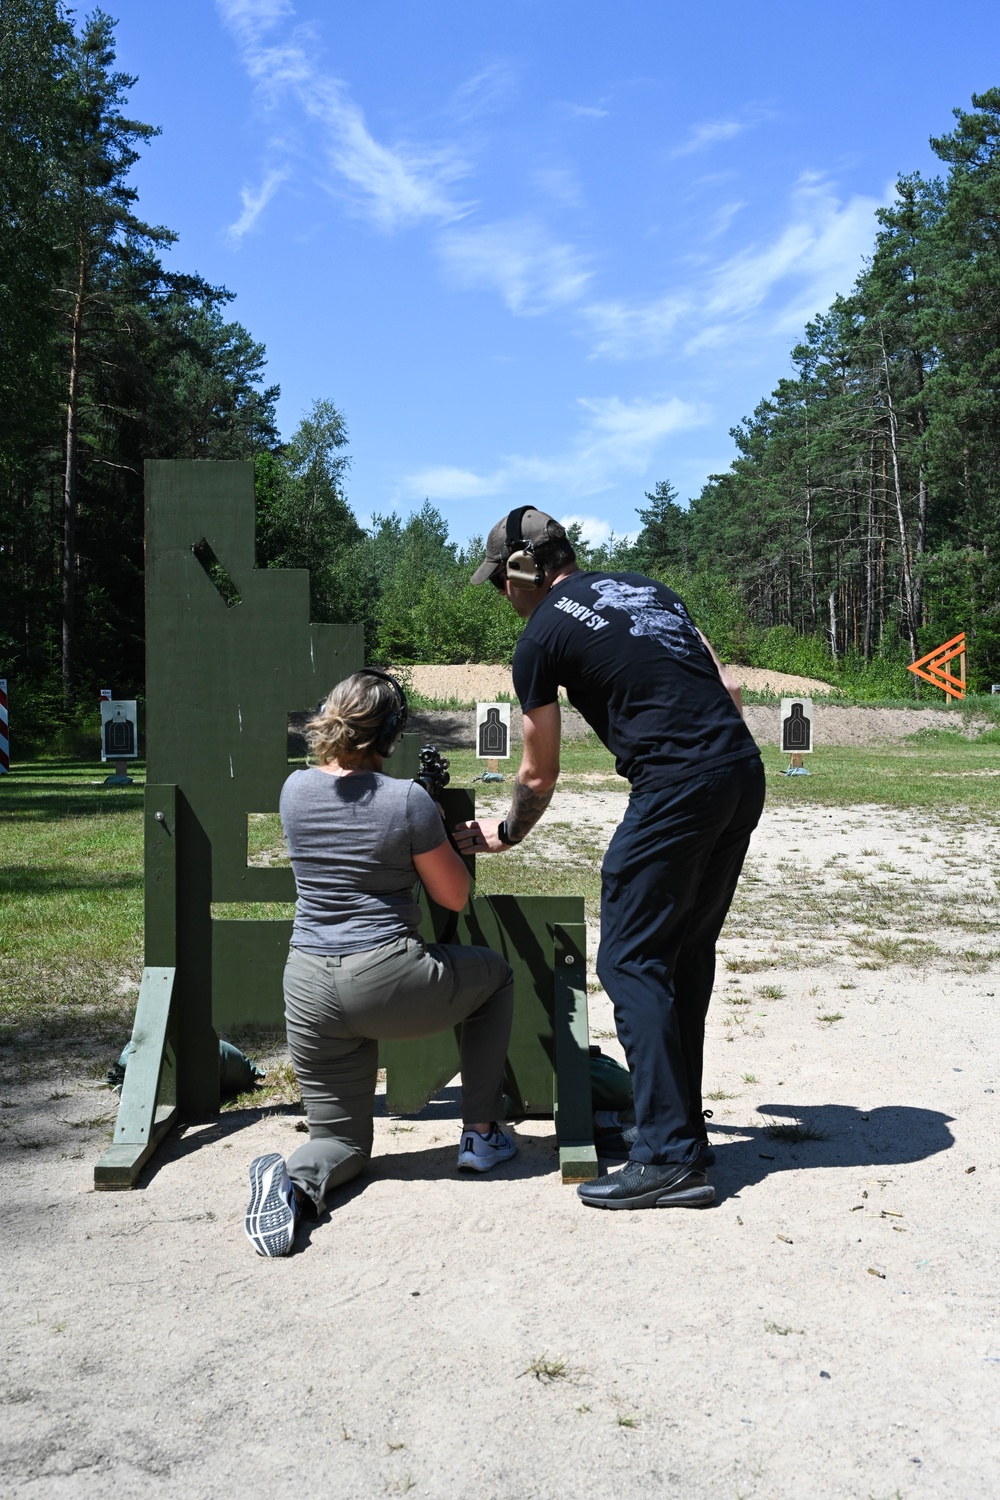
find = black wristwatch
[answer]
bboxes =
[497,820,522,846]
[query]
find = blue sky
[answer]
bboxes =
[118,0,1000,549]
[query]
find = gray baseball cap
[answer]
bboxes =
[470,508,567,585]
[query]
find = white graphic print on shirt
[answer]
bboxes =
[551,595,610,631]
[589,579,695,657]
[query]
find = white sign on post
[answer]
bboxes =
[780,697,814,755]
[100,699,138,762]
[476,702,511,761]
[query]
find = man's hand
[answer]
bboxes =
[453,817,508,855]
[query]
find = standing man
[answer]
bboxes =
[454,507,765,1211]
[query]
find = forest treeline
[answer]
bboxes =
[664,87,1000,694]
[5,1,1000,753]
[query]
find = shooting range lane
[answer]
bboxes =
[2,796,997,1499]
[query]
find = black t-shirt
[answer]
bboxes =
[512,571,759,789]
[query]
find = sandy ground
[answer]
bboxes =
[401,663,834,702]
[3,791,998,1499]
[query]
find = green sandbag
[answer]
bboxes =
[589,1046,633,1110]
[108,1039,265,1098]
[218,1040,266,1096]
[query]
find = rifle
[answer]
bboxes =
[414,744,462,943]
[415,743,451,803]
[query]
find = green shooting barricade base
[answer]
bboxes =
[94,460,596,1190]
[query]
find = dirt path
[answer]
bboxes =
[2,798,998,1499]
[400,663,834,701]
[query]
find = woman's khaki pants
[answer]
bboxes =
[283,936,514,1212]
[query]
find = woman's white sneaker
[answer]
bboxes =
[245,1153,297,1256]
[456,1124,517,1172]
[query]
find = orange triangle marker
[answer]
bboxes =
[907,632,966,700]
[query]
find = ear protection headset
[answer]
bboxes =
[359,668,408,757]
[504,506,546,590]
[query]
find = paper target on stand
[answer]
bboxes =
[476,702,511,760]
[780,697,814,754]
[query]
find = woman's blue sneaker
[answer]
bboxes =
[456,1124,517,1172]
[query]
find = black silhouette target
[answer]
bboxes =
[476,702,511,760]
[478,706,509,757]
[100,699,138,761]
[780,698,813,753]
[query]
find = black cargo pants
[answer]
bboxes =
[596,754,766,1167]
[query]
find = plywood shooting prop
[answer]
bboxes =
[94,461,596,1191]
[907,633,967,701]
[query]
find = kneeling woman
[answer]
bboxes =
[245,671,515,1257]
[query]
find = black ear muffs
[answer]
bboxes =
[360,669,409,757]
[504,506,545,589]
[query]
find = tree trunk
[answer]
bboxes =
[878,332,919,662]
[828,587,838,660]
[61,237,86,705]
[912,355,928,631]
[864,433,876,660]
[804,479,817,632]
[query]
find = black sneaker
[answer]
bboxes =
[577,1160,715,1211]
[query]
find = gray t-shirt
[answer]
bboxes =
[279,768,446,955]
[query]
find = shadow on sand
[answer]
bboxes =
[697,1101,955,1204]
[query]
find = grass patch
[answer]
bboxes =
[817,1012,845,1025]
[522,1355,574,1383]
[762,1119,830,1144]
[847,936,943,969]
[0,761,145,1056]
[725,956,777,974]
[756,983,786,1000]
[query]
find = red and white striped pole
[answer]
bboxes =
[0,679,8,774]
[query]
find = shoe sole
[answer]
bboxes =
[245,1153,296,1256]
[579,1177,715,1211]
[456,1146,517,1173]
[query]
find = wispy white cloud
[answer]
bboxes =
[406,393,707,505]
[585,174,881,358]
[451,63,519,121]
[216,0,470,232]
[226,168,287,244]
[672,117,748,157]
[557,101,610,121]
[438,219,592,314]
[704,200,746,240]
[585,293,689,359]
[700,174,879,336]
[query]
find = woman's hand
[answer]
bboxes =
[452,818,508,855]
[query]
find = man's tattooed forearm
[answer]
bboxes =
[506,780,554,842]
